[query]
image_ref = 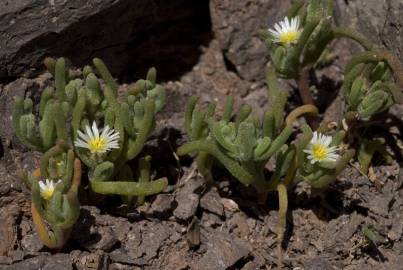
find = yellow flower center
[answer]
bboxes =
[279,31,299,45]
[42,187,55,200]
[312,144,327,161]
[88,138,107,153]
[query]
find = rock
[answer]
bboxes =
[173,177,204,221]
[20,233,44,253]
[1,254,72,270]
[388,213,403,241]
[7,250,24,263]
[335,0,403,61]
[150,194,175,217]
[322,212,364,253]
[0,0,212,81]
[200,188,224,217]
[201,212,223,228]
[72,207,120,252]
[221,198,240,213]
[210,0,292,81]
[130,223,171,262]
[228,212,250,239]
[192,230,251,270]
[241,260,262,270]
[304,257,334,270]
[0,205,19,256]
[163,249,189,270]
[110,221,175,266]
[367,193,394,217]
[70,250,108,270]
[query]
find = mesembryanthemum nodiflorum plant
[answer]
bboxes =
[13,57,168,248]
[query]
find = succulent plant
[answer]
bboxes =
[22,141,81,248]
[292,126,355,190]
[14,57,168,248]
[342,60,402,120]
[178,68,299,193]
[258,0,403,178]
[259,0,337,79]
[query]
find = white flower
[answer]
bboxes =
[268,16,302,46]
[74,121,120,155]
[303,132,339,164]
[39,179,61,200]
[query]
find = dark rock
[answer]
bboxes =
[210,0,292,81]
[304,257,334,270]
[201,212,223,228]
[228,212,250,239]
[335,0,403,61]
[111,221,175,266]
[109,250,137,266]
[173,177,204,221]
[200,188,224,217]
[72,207,120,252]
[322,212,364,253]
[150,194,175,217]
[367,193,394,217]
[1,254,72,270]
[241,261,261,270]
[130,223,171,262]
[192,230,251,270]
[0,0,212,81]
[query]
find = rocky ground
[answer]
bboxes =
[0,0,402,269]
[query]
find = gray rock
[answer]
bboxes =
[0,0,212,81]
[210,0,292,81]
[72,207,120,252]
[150,194,175,217]
[173,177,204,221]
[192,230,251,270]
[335,0,403,61]
[111,221,174,266]
[200,188,224,217]
[1,254,72,270]
[303,257,334,270]
[21,233,44,253]
[7,250,24,263]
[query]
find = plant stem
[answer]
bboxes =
[332,27,375,51]
[285,104,318,127]
[295,67,320,129]
[276,183,288,269]
[380,50,403,89]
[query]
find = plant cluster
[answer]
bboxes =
[14,57,167,248]
[180,0,402,265]
[11,0,402,265]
